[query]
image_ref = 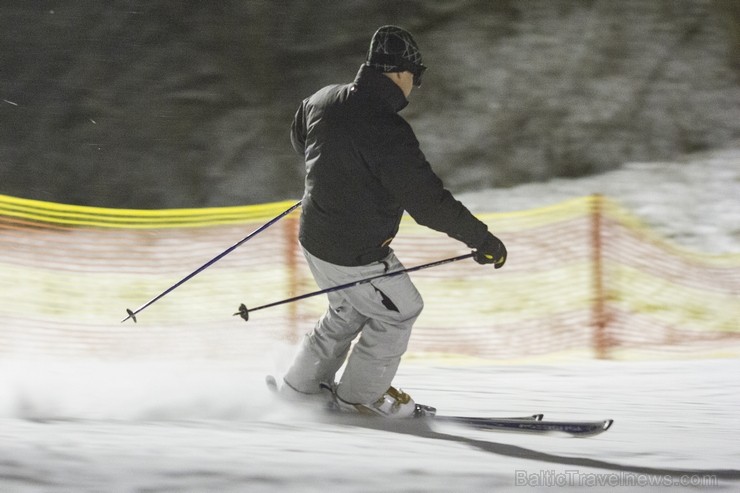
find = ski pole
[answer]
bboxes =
[122,200,301,323]
[234,252,474,322]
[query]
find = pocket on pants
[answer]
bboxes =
[367,274,424,324]
[372,285,399,312]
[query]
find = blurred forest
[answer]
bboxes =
[1,0,739,208]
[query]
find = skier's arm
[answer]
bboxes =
[375,127,482,243]
[290,102,307,155]
[372,122,507,267]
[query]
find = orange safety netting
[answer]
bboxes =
[1,193,738,361]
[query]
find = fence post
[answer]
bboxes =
[284,210,300,343]
[591,194,609,359]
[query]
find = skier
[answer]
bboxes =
[281,25,507,417]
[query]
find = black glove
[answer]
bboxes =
[473,232,507,268]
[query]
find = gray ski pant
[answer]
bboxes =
[283,247,424,404]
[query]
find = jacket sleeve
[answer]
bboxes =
[371,119,489,249]
[290,101,307,155]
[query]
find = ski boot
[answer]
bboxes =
[326,384,436,419]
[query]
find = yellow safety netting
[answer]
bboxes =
[1,193,738,362]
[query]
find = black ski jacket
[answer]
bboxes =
[291,64,489,266]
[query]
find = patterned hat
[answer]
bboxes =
[366,25,427,87]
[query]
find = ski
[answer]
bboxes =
[264,376,613,437]
[433,413,544,423]
[430,414,614,437]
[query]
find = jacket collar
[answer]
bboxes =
[353,64,409,113]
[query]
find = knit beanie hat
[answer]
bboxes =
[366,25,427,87]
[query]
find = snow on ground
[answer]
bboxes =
[0,359,739,492]
[1,148,739,492]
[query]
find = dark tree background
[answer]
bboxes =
[1,0,738,208]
